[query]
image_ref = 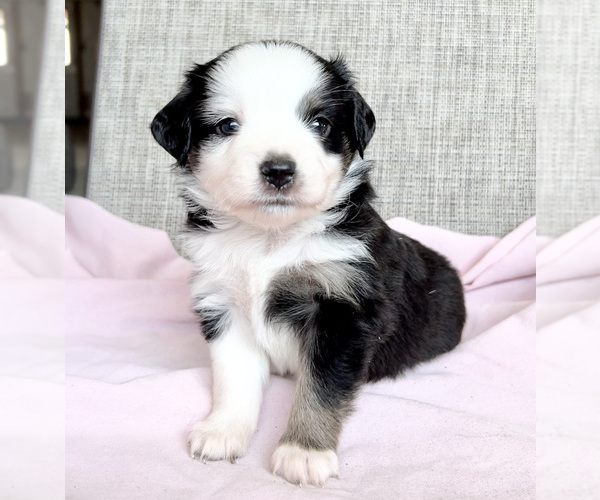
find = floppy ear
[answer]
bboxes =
[328,57,376,158]
[151,89,193,167]
[352,90,376,158]
[151,64,208,167]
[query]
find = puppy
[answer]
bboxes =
[151,41,465,487]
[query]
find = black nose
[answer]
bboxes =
[260,157,296,189]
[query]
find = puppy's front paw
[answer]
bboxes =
[271,442,339,487]
[188,418,253,463]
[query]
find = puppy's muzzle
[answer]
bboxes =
[260,156,296,190]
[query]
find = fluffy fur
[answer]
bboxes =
[151,41,466,487]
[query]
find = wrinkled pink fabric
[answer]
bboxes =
[3,195,541,498]
[61,196,537,499]
[536,217,600,499]
[0,196,65,499]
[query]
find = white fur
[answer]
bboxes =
[189,318,269,461]
[190,43,344,227]
[271,443,339,486]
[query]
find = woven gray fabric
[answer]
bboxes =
[537,0,600,237]
[88,0,535,243]
[27,0,65,213]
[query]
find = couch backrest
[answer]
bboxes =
[27,0,64,213]
[87,0,536,242]
[537,0,600,236]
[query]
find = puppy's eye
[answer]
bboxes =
[309,117,331,138]
[216,118,240,136]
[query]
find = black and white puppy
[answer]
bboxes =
[151,41,465,487]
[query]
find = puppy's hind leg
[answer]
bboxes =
[189,317,270,463]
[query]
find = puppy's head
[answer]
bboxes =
[151,41,375,227]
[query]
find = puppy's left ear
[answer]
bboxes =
[352,90,376,158]
[329,57,376,158]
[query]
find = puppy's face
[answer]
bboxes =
[152,42,375,227]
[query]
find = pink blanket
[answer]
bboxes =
[0,196,65,499]
[1,195,548,498]
[64,195,537,499]
[536,217,600,499]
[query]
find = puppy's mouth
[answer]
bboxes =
[261,198,295,207]
[255,197,297,212]
[232,192,327,227]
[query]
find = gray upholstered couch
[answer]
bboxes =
[28,1,599,238]
[86,0,539,244]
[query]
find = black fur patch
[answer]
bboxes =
[267,196,465,391]
[150,58,224,168]
[186,205,214,230]
[194,307,230,342]
[295,55,376,163]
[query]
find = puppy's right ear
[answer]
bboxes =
[151,89,193,167]
[151,64,207,167]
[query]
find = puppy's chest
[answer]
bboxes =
[190,231,287,312]
[186,225,368,372]
[186,228,310,371]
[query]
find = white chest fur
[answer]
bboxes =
[183,220,370,374]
